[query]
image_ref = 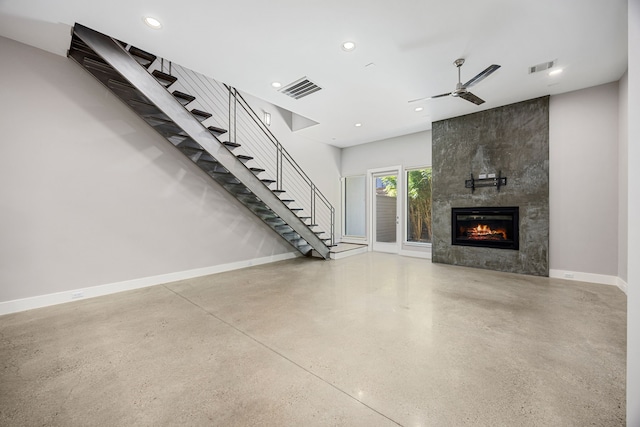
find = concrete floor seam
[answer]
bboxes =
[162,283,404,426]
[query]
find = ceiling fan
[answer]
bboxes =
[410,58,501,105]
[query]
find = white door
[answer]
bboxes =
[370,168,402,253]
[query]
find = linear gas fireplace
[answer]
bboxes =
[451,207,519,250]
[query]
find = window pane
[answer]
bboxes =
[345,176,366,237]
[375,174,397,243]
[406,168,432,243]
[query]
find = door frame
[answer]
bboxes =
[367,166,402,253]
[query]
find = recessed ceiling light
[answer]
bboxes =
[355,123,362,127]
[143,16,162,29]
[271,81,282,88]
[415,107,424,112]
[342,41,356,52]
[549,69,563,76]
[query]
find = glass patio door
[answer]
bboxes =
[371,169,401,253]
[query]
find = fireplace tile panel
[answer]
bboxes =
[431,97,549,276]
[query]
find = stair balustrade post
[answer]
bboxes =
[233,89,238,144]
[277,146,283,190]
[311,184,316,226]
[331,207,335,246]
[228,89,232,143]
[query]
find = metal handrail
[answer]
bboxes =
[161,61,334,246]
[228,88,334,206]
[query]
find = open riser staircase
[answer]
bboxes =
[68,24,333,259]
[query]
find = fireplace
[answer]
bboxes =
[451,207,519,250]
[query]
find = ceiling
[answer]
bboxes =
[0,0,628,148]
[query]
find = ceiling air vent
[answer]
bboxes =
[529,60,555,74]
[279,77,322,99]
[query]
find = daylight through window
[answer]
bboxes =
[406,167,432,244]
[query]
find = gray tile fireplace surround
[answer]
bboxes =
[432,96,549,276]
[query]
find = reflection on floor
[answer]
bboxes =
[0,252,627,426]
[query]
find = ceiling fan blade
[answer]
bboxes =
[408,92,451,103]
[408,96,430,103]
[462,64,501,88]
[459,91,485,105]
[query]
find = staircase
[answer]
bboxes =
[68,23,333,259]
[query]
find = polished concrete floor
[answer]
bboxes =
[0,253,626,426]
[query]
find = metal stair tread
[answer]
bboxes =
[223,141,241,149]
[176,139,203,150]
[127,99,171,122]
[70,37,90,50]
[172,91,196,106]
[237,194,261,204]
[153,122,189,139]
[82,57,116,74]
[107,79,152,104]
[208,126,228,135]
[180,147,204,161]
[236,155,253,162]
[128,46,157,68]
[191,109,212,122]
[197,152,218,163]
[201,165,230,175]
[71,40,104,61]
[151,70,178,87]
[222,182,252,194]
[70,24,333,260]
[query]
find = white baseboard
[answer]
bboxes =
[0,252,299,316]
[616,277,628,295]
[549,269,627,294]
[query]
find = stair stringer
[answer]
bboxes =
[72,24,330,259]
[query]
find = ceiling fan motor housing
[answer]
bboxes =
[452,82,465,97]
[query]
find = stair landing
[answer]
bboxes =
[312,243,368,260]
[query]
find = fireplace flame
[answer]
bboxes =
[469,224,507,240]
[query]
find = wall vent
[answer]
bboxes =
[529,60,555,74]
[279,77,322,99]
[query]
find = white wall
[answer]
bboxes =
[347,87,623,278]
[341,131,432,176]
[341,131,432,253]
[618,71,628,284]
[0,36,305,305]
[627,0,640,422]
[549,82,620,277]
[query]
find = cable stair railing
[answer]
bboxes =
[68,23,334,259]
